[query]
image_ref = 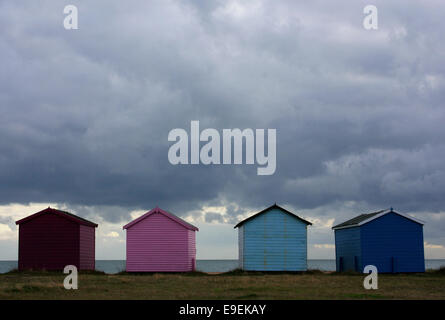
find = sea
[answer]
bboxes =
[0,260,444,274]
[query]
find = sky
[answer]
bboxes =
[0,0,444,260]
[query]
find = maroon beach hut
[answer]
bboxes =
[15,207,98,271]
[123,207,199,272]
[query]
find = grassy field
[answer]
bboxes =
[0,269,444,300]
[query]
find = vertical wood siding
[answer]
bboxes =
[238,226,244,269]
[361,212,425,273]
[79,225,96,270]
[242,208,308,271]
[126,212,195,272]
[187,229,196,271]
[334,227,361,272]
[18,214,79,270]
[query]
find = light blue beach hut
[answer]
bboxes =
[234,204,312,271]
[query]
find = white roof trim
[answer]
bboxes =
[333,210,425,230]
[358,210,424,226]
[332,224,360,231]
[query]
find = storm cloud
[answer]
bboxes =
[0,0,445,257]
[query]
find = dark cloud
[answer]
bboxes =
[1,0,445,245]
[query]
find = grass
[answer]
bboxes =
[0,269,444,300]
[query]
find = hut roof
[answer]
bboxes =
[123,207,199,231]
[234,203,312,228]
[332,208,424,230]
[15,207,98,227]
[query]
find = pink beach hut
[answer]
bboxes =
[123,207,199,272]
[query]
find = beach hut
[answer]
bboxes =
[123,207,199,272]
[332,208,425,273]
[15,207,98,271]
[234,204,312,271]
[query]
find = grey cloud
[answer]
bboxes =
[0,0,444,246]
[204,212,225,223]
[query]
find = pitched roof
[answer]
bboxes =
[332,210,384,229]
[123,207,199,231]
[15,207,98,227]
[234,203,312,228]
[332,208,424,230]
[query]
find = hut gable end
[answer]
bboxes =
[235,204,311,271]
[333,209,425,273]
[15,208,97,271]
[124,207,198,272]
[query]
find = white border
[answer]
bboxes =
[332,210,425,230]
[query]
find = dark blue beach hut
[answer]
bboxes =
[234,204,312,271]
[332,208,425,273]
